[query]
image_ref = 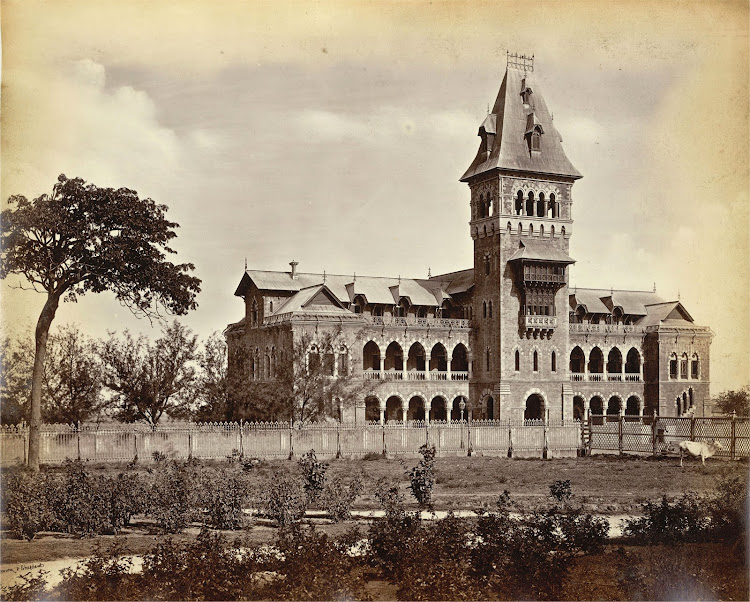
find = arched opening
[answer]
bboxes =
[550,193,557,218]
[385,396,403,422]
[551,351,557,372]
[550,225,555,238]
[407,342,426,374]
[689,388,694,408]
[540,224,544,237]
[384,341,403,373]
[590,395,604,424]
[408,396,425,422]
[529,223,534,235]
[364,396,380,422]
[450,344,469,376]
[625,396,640,417]
[607,396,621,416]
[573,396,585,421]
[588,347,604,378]
[537,192,546,217]
[483,301,487,318]
[353,295,366,314]
[570,346,585,375]
[430,343,448,373]
[451,396,467,421]
[515,190,524,215]
[479,194,486,218]
[517,223,523,235]
[507,221,512,234]
[676,396,682,416]
[515,349,520,371]
[307,344,321,374]
[525,394,544,421]
[430,397,448,421]
[397,297,410,318]
[488,300,493,318]
[362,341,381,372]
[486,396,495,420]
[323,346,335,376]
[533,350,539,372]
[691,354,699,379]
[372,305,383,317]
[625,348,641,378]
[485,348,491,372]
[682,392,688,414]
[526,191,534,216]
[680,353,688,379]
[607,348,623,378]
[337,346,349,376]
[561,226,565,237]
[251,299,259,327]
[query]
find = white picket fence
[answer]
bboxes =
[0,420,583,465]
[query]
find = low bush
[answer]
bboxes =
[320,472,364,522]
[108,472,149,533]
[409,443,436,508]
[2,469,59,540]
[298,449,327,505]
[55,540,138,601]
[624,493,708,544]
[0,571,50,601]
[149,461,200,533]
[57,460,111,537]
[199,468,252,530]
[262,471,308,526]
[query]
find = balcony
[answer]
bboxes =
[569,323,644,334]
[451,371,469,381]
[363,370,468,382]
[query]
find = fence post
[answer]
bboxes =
[467,418,473,457]
[543,419,549,459]
[618,414,623,455]
[690,414,696,441]
[587,414,593,456]
[239,420,244,457]
[288,422,294,460]
[652,415,657,457]
[188,431,194,459]
[77,421,81,461]
[336,422,342,459]
[730,412,736,461]
[508,421,513,458]
[133,432,138,460]
[382,423,387,457]
[23,424,28,466]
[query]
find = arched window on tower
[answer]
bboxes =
[537,192,546,217]
[530,130,541,151]
[550,193,557,218]
[484,255,490,275]
[533,350,539,372]
[488,300,493,318]
[251,299,258,327]
[516,191,524,215]
[691,354,699,379]
[669,353,678,379]
[479,194,485,218]
[551,351,557,372]
[488,194,493,216]
[515,350,520,372]
[526,192,534,217]
[486,348,491,372]
[680,353,688,379]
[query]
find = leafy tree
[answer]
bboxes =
[41,324,104,424]
[0,335,33,424]
[712,387,750,416]
[101,321,198,426]
[1,175,200,468]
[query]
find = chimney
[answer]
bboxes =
[289,260,298,279]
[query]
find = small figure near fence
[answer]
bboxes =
[679,440,724,467]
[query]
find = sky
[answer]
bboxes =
[1,0,748,393]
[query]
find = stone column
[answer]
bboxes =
[425,399,432,425]
[401,406,407,423]
[425,357,431,380]
[584,398,590,421]
[619,399,625,417]
[379,353,385,378]
[379,404,386,425]
[638,400,644,417]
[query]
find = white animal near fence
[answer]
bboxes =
[679,440,724,466]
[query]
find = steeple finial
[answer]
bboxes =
[653,282,656,293]
[398,275,401,285]
[353,272,356,283]
[507,52,534,72]
[323,270,326,283]
[428,267,432,278]
[244,257,247,271]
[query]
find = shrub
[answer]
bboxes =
[706,475,746,544]
[298,449,327,505]
[108,472,149,533]
[362,451,382,461]
[2,469,59,540]
[550,479,573,504]
[262,471,308,526]
[0,571,50,601]
[149,460,200,533]
[409,443,436,508]
[56,540,138,601]
[57,460,111,537]
[200,468,252,530]
[271,525,369,601]
[320,472,364,522]
[624,493,708,544]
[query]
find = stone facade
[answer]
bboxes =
[227,56,713,422]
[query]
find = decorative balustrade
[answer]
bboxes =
[383,371,403,380]
[362,315,469,329]
[521,315,557,329]
[407,372,426,380]
[569,323,644,334]
[451,371,469,381]
[569,373,641,382]
[363,371,381,380]
[362,370,460,381]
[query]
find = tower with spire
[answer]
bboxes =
[460,53,581,422]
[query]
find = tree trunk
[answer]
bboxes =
[28,292,61,471]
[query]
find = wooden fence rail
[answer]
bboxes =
[586,414,749,459]
[0,420,582,466]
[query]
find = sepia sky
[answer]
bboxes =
[1,0,748,392]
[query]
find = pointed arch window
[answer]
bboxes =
[485,348,491,372]
[691,354,699,379]
[533,350,539,372]
[488,300,493,318]
[515,350,520,372]
[551,351,557,372]
[483,301,487,319]
[251,299,259,327]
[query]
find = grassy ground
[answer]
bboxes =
[2,454,746,566]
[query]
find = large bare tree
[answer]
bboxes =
[0,175,201,469]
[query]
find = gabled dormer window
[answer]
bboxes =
[530,130,541,151]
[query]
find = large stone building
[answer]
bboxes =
[227,54,713,423]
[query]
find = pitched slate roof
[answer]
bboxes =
[570,288,665,317]
[273,284,352,316]
[428,268,474,295]
[640,301,696,327]
[461,66,582,181]
[237,269,450,308]
[506,239,576,264]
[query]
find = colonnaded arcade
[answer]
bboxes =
[226,54,713,423]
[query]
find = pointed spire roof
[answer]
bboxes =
[461,64,582,182]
